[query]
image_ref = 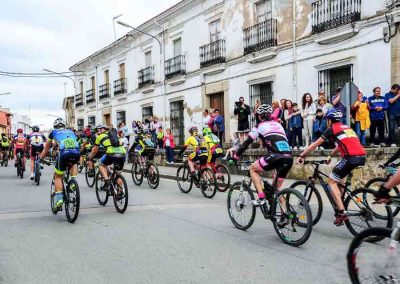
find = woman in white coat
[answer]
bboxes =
[301,93,317,147]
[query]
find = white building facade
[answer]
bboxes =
[11,114,31,134]
[70,0,400,145]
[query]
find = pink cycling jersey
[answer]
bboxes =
[248,120,291,154]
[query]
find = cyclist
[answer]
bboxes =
[202,127,223,166]
[81,126,101,176]
[40,118,80,210]
[28,126,46,180]
[129,127,155,159]
[0,133,10,162]
[13,128,28,170]
[88,125,126,193]
[297,109,366,226]
[232,104,293,205]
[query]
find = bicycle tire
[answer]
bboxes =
[347,227,395,284]
[3,156,7,167]
[227,182,256,230]
[65,179,80,223]
[271,188,313,247]
[146,162,160,189]
[85,166,96,188]
[365,177,400,217]
[176,165,193,193]
[95,172,109,206]
[113,174,128,213]
[290,180,323,226]
[50,178,58,214]
[215,164,231,192]
[131,160,144,186]
[344,187,393,242]
[35,161,40,186]
[200,168,217,198]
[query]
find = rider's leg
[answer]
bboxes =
[54,172,64,208]
[188,159,195,173]
[328,178,345,211]
[250,161,264,199]
[70,164,78,179]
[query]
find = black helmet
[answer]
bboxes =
[32,126,39,132]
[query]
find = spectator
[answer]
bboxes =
[156,126,164,150]
[279,99,287,130]
[118,130,129,161]
[202,109,211,129]
[143,119,150,131]
[284,99,294,143]
[223,132,240,160]
[212,109,225,142]
[368,87,387,147]
[151,116,162,145]
[163,128,175,164]
[289,103,303,149]
[301,93,317,147]
[207,108,215,130]
[119,122,130,144]
[332,88,347,123]
[352,91,370,146]
[317,97,332,115]
[385,84,400,146]
[312,109,327,144]
[253,99,261,125]
[271,101,282,123]
[234,96,251,143]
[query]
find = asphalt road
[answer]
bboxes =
[0,164,355,284]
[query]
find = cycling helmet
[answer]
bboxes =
[17,128,23,133]
[257,104,273,120]
[53,118,66,129]
[32,126,39,132]
[325,109,343,122]
[189,126,198,134]
[203,127,212,136]
[96,124,109,130]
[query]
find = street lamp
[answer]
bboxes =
[0,92,11,96]
[117,20,167,128]
[113,14,123,41]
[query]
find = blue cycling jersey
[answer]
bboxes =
[48,129,79,151]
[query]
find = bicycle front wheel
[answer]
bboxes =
[146,162,160,189]
[365,177,400,217]
[113,174,128,213]
[95,172,109,206]
[227,182,256,230]
[65,179,80,223]
[215,164,231,192]
[347,227,399,284]
[131,160,143,186]
[176,165,193,193]
[85,166,96,188]
[200,168,217,198]
[271,188,313,247]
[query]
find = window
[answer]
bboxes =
[173,38,182,57]
[104,70,109,84]
[209,20,221,42]
[256,0,272,23]
[119,63,125,78]
[145,51,152,67]
[142,106,153,122]
[77,119,84,131]
[318,65,353,100]
[88,116,96,126]
[249,82,273,127]
[116,111,126,126]
[91,76,95,91]
[79,81,83,94]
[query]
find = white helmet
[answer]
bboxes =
[257,104,273,120]
[53,118,66,129]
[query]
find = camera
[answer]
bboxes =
[235,101,241,107]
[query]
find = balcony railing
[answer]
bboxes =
[113,78,127,96]
[165,55,186,79]
[200,39,225,68]
[138,66,155,88]
[243,19,278,55]
[99,83,110,100]
[86,89,95,104]
[75,93,83,108]
[312,0,361,34]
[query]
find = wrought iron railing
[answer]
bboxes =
[75,93,83,108]
[86,89,95,104]
[243,19,278,55]
[114,78,127,95]
[165,55,186,79]
[200,39,226,68]
[312,0,361,34]
[99,83,110,100]
[138,66,155,88]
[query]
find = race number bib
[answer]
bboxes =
[343,129,357,138]
[63,138,77,149]
[275,141,290,152]
[215,148,223,154]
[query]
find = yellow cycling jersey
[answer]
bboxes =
[184,135,201,149]
[95,132,126,155]
[1,137,10,147]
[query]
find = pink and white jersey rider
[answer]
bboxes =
[248,120,291,154]
[28,132,46,147]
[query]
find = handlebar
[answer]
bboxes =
[303,160,329,165]
[40,159,52,166]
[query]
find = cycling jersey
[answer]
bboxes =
[13,133,28,149]
[28,132,46,147]
[184,136,201,148]
[48,129,80,175]
[321,122,366,158]
[1,137,10,148]
[95,132,126,155]
[203,135,223,163]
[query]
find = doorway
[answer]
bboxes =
[170,101,184,145]
[103,114,111,126]
[209,92,224,116]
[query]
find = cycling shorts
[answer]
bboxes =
[189,147,209,165]
[208,145,223,163]
[30,145,44,158]
[55,149,80,175]
[15,148,25,157]
[100,154,126,171]
[0,145,8,151]
[330,156,365,182]
[257,153,293,179]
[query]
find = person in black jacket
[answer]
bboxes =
[234,96,251,143]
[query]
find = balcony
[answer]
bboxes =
[75,93,83,108]
[312,0,361,34]
[113,78,127,96]
[99,83,110,100]
[243,19,278,55]
[165,55,186,79]
[200,39,225,68]
[86,89,95,104]
[138,66,155,88]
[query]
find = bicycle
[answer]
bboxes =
[16,151,25,179]
[32,151,42,186]
[227,160,313,246]
[78,153,87,173]
[0,149,8,167]
[290,160,393,241]
[85,159,98,188]
[209,158,231,192]
[347,196,400,284]
[176,155,217,198]
[131,152,160,189]
[95,163,128,213]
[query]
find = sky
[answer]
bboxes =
[0,0,181,130]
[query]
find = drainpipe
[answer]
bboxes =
[292,0,298,103]
[154,19,167,129]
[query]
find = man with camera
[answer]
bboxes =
[234,96,251,143]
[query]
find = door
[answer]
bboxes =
[104,70,109,84]
[209,92,224,116]
[119,63,125,79]
[145,51,152,68]
[170,101,184,145]
[91,76,95,91]
[173,38,182,57]
[103,114,111,126]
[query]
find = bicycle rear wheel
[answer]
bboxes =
[347,227,399,284]
[95,172,109,206]
[365,177,400,217]
[65,179,80,223]
[176,165,193,193]
[35,161,40,186]
[113,174,128,213]
[131,160,143,186]
[200,168,217,198]
[85,166,96,188]
[215,164,231,192]
[50,178,58,214]
[146,162,160,189]
[227,182,256,230]
[271,188,313,247]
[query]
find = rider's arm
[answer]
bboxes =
[39,140,52,160]
[236,136,253,157]
[329,146,340,157]
[299,137,325,158]
[384,147,400,166]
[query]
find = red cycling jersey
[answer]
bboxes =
[322,122,366,157]
[13,133,28,150]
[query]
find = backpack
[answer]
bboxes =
[84,128,91,138]
[210,134,220,144]
[157,131,164,140]
[108,129,120,147]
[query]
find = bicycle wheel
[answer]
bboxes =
[95,172,109,206]
[35,161,40,186]
[65,179,80,223]
[347,227,399,284]
[3,156,8,167]
[365,177,400,217]
[290,181,323,226]
[50,178,58,214]
[227,182,256,230]
[271,188,313,247]
[215,164,231,192]
[344,187,393,242]
[85,166,96,188]
[131,160,144,186]
[176,165,193,193]
[200,168,217,198]
[112,174,128,213]
[146,162,160,189]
